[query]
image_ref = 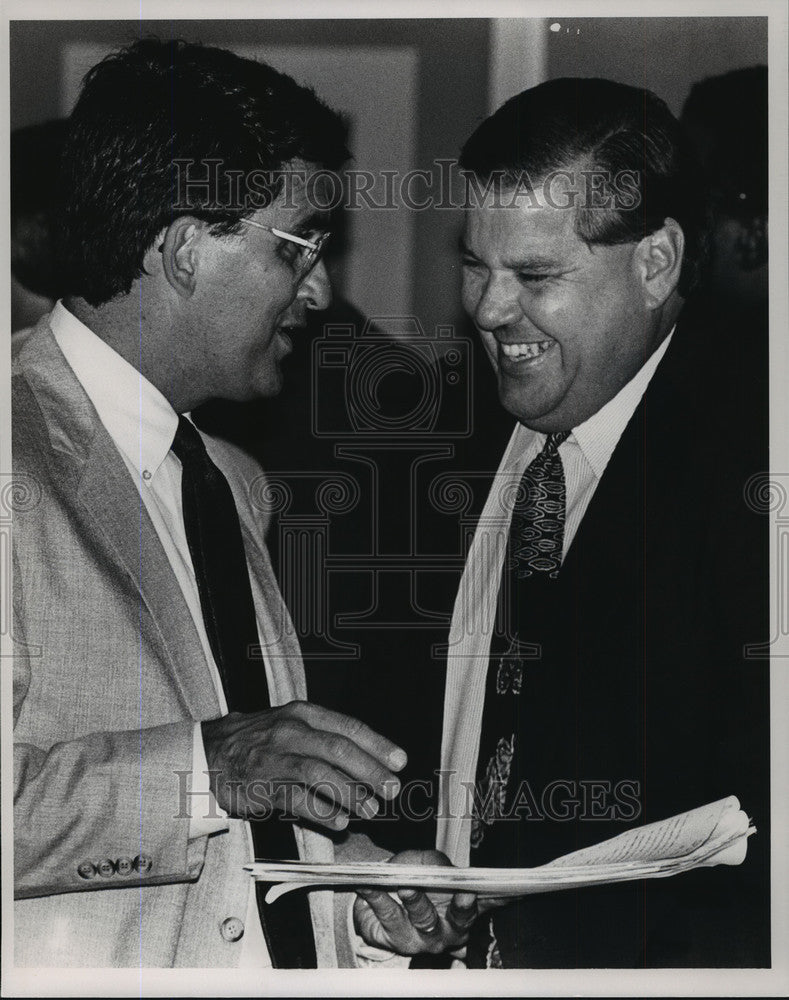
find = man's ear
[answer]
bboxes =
[635,217,684,309]
[159,216,200,298]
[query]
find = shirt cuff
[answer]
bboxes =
[188,721,230,840]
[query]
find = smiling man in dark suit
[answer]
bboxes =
[435,77,769,968]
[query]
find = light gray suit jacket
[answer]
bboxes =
[12,318,357,967]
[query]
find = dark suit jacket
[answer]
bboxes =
[452,300,771,967]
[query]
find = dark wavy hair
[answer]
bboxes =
[460,77,708,296]
[59,38,349,306]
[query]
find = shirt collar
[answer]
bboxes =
[572,329,674,478]
[49,300,178,478]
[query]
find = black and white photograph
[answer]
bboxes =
[2,1,787,996]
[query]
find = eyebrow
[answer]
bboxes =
[507,256,564,271]
[291,212,331,237]
[460,239,565,271]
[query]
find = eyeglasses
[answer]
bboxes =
[239,218,330,278]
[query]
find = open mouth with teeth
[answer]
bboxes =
[499,340,554,360]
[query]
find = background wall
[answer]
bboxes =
[545,16,767,116]
[490,17,767,117]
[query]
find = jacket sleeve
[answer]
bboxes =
[13,594,209,899]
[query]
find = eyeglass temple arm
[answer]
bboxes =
[239,217,319,250]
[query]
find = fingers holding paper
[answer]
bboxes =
[353,850,479,955]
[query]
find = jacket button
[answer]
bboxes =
[116,857,133,876]
[77,861,96,880]
[220,917,245,943]
[96,859,115,877]
[134,854,153,874]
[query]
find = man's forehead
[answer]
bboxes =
[463,193,579,256]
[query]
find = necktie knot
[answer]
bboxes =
[171,415,207,466]
[543,430,570,456]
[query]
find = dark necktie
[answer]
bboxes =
[467,430,570,967]
[171,415,317,968]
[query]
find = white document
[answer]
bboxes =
[246,795,753,903]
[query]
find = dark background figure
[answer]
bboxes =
[10,119,67,332]
[681,66,768,318]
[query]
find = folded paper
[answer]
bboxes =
[244,795,753,904]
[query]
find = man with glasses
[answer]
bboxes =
[12,38,475,970]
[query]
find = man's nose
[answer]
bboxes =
[298,258,332,311]
[473,273,521,332]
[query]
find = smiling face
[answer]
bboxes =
[186,163,332,404]
[461,184,667,432]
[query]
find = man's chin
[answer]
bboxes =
[498,381,564,431]
[253,378,284,400]
[225,377,284,405]
[250,363,287,401]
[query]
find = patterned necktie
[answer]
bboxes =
[171,416,317,968]
[466,430,570,968]
[508,431,570,580]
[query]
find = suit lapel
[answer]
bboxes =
[18,319,220,720]
[559,392,645,583]
[560,322,697,581]
[77,434,220,718]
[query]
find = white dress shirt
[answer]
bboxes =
[437,330,674,869]
[50,301,271,966]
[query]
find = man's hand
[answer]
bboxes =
[353,850,479,956]
[201,701,407,832]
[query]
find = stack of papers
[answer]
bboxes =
[245,795,753,904]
